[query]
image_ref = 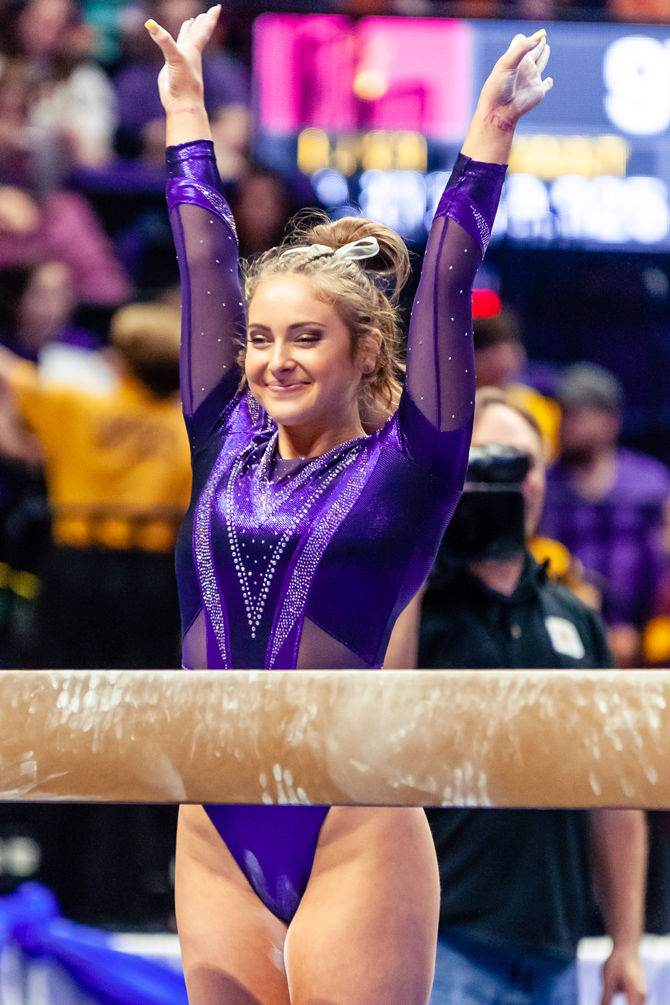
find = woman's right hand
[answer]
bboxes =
[146,4,221,114]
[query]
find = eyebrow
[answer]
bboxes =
[247,322,327,333]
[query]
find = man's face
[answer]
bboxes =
[558,406,620,465]
[471,403,546,538]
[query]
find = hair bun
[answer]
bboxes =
[306,217,410,302]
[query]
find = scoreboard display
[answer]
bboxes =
[253,15,670,250]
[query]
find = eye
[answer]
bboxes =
[297,333,319,344]
[248,333,269,346]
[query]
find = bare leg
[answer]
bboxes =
[175,805,291,1005]
[284,806,439,1005]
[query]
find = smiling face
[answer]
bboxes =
[245,274,371,453]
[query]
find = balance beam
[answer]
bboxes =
[0,669,667,808]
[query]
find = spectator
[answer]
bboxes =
[0,261,99,360]
[609,0,670,21]
[0,20,132,309]
[0,260,107,663]
[386,386,647,1005]
[473,299,561,459]
[0,300,193,928]
[542,362,670,667]
[0,299,191,670]
[0,183,132,307]
[0,33,132,309]
[228,164,295,258]
[0,0,118,170]
[0,57,70,197]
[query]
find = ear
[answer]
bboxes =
[359,328,382,374]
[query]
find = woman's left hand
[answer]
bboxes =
[479,30,553,129]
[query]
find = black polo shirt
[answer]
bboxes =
[419,553,611,962]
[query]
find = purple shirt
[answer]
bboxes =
[542,447,670,628]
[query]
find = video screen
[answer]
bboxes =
[253,14,670,251]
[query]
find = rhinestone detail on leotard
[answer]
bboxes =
[192,182,238,239]
[268,443,372,667]
[225,434,362,643]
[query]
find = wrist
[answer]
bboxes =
[166,105,200,117]
[461,120,513,165]
[165,103,212,146]
[165,96,206,116]
[481,106,517,134]
[609,933,642,953]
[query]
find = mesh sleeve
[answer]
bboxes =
[166,141,246,440]
[404,155,506,437]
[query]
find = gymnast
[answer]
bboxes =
[146,7,552,1003]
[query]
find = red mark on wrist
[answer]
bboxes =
[484,111,515,134]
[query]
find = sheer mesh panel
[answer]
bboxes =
[184,614,372,671]
[405,215,479,433]
[296,617,372,670]
[170,202,246,419]
[182,608,208,670]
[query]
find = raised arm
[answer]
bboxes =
[403,32,552,470]
[147,6,245,435]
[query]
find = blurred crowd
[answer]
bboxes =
[0,0,668,938]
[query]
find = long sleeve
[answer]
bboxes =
[401,154,506,479]
[166,141,246,443]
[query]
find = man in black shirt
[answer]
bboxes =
[387,387,646,1005]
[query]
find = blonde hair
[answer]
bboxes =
[110,302,181,397]
[241,213,411,419]
[473,386,548,460]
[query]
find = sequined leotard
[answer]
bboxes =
[167,141,505,923]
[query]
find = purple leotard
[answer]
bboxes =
[167,141,505,923]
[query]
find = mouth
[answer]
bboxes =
[265,382,307,393]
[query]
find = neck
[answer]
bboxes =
[469,554,525,596]
[276,417,366,460]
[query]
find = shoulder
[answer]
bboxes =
[617,447,670,496]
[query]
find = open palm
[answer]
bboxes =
[148,4,221,111]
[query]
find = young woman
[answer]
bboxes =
[147,8,552,1002]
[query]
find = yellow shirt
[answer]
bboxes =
[9,359,192,552]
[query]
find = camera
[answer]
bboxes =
[437,444,531,566]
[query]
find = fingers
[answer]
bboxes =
[536,40,553,92]
[145,17,179,60]
[536,40,550,75]
[176,17,195,47]
[188,4,222,50]
[146,4,220,54]
[501,29,548,71]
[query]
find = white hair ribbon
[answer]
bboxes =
[280,236,380,261]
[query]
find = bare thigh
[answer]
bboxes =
[175,804,291,1005]
[284,806,440,1005]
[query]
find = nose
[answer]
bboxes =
[269,339,294,373]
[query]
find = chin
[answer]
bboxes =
[256,393,316,426]
[260,402,311,427]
